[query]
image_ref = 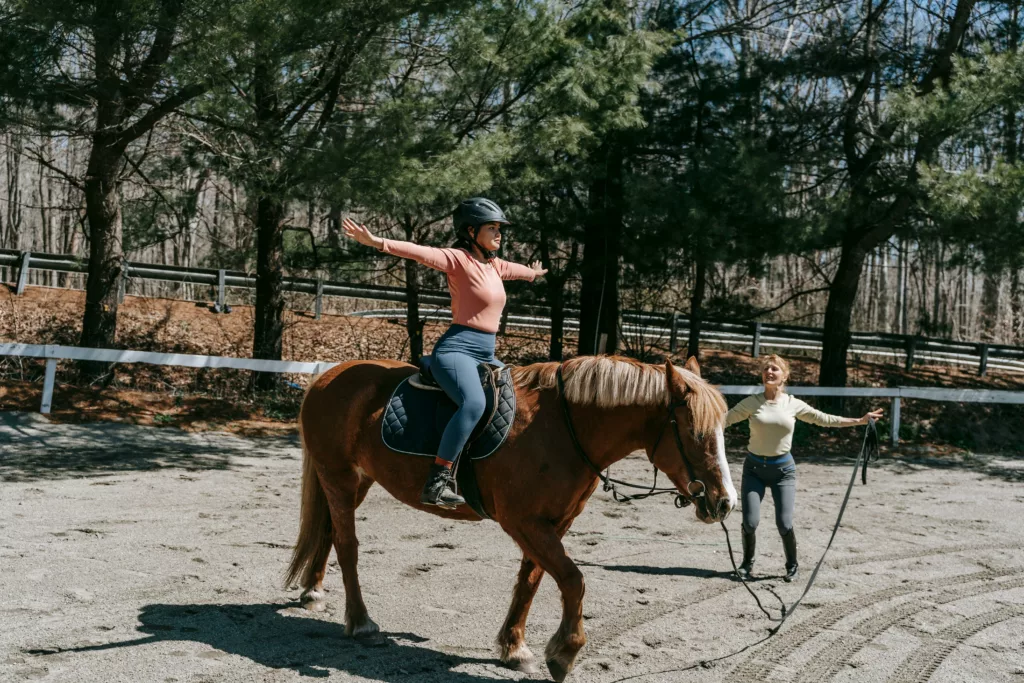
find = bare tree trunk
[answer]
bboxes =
[537,193,572,361]
[5,136,23,251]
[1012,269,1022,342]
[252,192,286,389]
[687,257,708,361]
[80,146,126,375]
[403,216,423,365]
[980,269,1000,341]
[211,185,223,265]
[578,141,623,356]
[878,245,890,331]
[327,205,342,251]
[180,168,209,300]
[820,240,868,388]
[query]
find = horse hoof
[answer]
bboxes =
[354,631,388,647]
[547,658,569,682]
[300,590,326,612]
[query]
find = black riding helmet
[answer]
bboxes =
[452,197,509,258]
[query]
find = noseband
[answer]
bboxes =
[555,365,709,512]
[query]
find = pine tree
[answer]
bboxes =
[0,0,226,377]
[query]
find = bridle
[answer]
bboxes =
[555,364,714,516]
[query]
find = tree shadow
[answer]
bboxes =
[884,453,1024,486]
[30,602,502,681]
[0,412,297,482]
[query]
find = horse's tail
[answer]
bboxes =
[284,385,334,591]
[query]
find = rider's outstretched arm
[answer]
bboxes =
[343,217,458,273]
[378,238,460,274]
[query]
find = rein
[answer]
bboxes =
[555,365,705,508]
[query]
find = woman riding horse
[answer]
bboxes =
[341,198,546,508]
[288,353,736,681]
[724,354,883,582]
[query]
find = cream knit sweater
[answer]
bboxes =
[725,392,842,456]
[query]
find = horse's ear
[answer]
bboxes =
[683,355,701,377]
[665,360,688,397]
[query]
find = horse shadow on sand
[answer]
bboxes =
[42,602,502,681]
[586,562,784,582]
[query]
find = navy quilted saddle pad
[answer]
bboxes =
[381,364,516,460]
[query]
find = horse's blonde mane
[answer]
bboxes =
[512,355,727,435]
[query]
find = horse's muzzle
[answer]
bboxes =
[716,497,733,521]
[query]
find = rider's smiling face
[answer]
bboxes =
[472,222,502,251]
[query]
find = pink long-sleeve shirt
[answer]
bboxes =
[379,239,536,333]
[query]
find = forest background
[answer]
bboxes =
[1,0,1023,390]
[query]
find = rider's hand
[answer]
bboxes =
[342,218,384,250]
[861,408,884,424]
[529,260,548,277]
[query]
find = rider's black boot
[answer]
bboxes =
[736,524,756,580]
[782,528,799,582]
[420,463,465,509]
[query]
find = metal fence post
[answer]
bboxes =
[890,396,900,445]
[904,337,916,372]
[315,278,323,320]
[669,313,679,353]
[752,322,762,358]
[16,251,31,295]
[214,269,228,313]
[41,358,57,414]
[978,344,989,377]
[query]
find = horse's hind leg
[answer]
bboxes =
[320,472,378,638]
[497,555,544,673]
[299,474,373,612]
[508,521,587,683]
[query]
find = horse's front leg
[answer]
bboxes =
[509,521,587,683]
[496,554,544,673]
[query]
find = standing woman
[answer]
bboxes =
[341,198,546,509]
[725,355,882,581]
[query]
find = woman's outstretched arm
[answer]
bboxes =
[793,398,883,427]
[342,218,458,273]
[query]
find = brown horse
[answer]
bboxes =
[285,354,736,681]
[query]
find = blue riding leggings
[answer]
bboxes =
[741,453,797,535]
[431,324,503,463]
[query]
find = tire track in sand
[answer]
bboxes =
[794,573,1024,683]
[888,604,1024,683]
[729,569,1017,683]
[586,543,1019,653]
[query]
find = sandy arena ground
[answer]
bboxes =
[2,412,1023,683]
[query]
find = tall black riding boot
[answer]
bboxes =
[781,528,799,582]
[736,524,756,580]
[420,463,465,509]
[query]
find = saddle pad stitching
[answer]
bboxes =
[381,373,515,460]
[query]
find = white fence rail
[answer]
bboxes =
[3,344,1023,446]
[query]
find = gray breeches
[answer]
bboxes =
[741,455,796,535]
